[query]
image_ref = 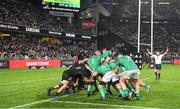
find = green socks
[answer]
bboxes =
[118,88,125,96]
[87,84,93,92]
[117,88,129,97]
[136,93,140,97]
[126,82,135,92]
[99,87,106,98]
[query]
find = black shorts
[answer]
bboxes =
[61,70,72,81]
[154,64,161,70]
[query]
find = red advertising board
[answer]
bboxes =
[10,60,61,69]
[82,20,96,29]
[174,59,180,64]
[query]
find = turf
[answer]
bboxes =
[0,64,180,108]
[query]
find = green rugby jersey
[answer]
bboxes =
[102,50,112,59]
[116,55,139,71]
[87,55,102,71]
[97,61,117,75]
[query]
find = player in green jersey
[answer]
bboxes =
[117,67,151,95]
[115,53,141,100]
[101,48,118,95]
[101,48,117,62]
[92,58,125,100]
[84,50,103,96]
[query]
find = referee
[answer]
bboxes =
[147,48,169,80]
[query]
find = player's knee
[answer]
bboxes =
[125,79,129,83]
[58,83,63,88]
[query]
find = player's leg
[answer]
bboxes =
[130,70,141,100]
[47,84,62,96]
[154,68,158,80]
[125,79,135,93]
[157,69,160,80]
[110,72,130,99]
[78,75,85,90]
[139,79,151,93]
[71,78,79,93]
[99,71,114,100]
[83,76,95,96]
[47,70,70,96]
[93,78,99,92]
[87,75,102,97]
[119,72,130,99]
[132,78,140,100]
[87,80,95,96]
[56,80,69,97]
[99,81,108,100]
[107,81,113,95]
[155,64,161,80]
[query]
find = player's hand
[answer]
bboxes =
[105,57,111,62]
[166,48,169,52]
[92,72,98,77]
[113,67,119,73]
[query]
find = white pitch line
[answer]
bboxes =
[49,100,161,109]
[141,78,180,83]
[0,78,59,85]
[8,95,69,109]
[142,78,151,81]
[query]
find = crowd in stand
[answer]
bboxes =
[0,36,93,60]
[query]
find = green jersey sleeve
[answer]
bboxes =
[87,55,101,71]
[97,61,111,75]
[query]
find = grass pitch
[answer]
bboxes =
[0,64,180,108]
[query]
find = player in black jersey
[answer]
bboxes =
[47,59,94,97]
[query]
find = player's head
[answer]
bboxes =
[94,50,101,56]
[72,56,79,64]
[111,47,118,56]
[156,51,160,56]
[102,48,107,53]
[114,52,123,59]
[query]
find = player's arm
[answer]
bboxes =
[162,48,169,57]
[147,49,154,56]
[84,64,98,78]
[100,58,105,64]
[83,77,94,84]
[84,64,94,74]
[113,67,119,73]
[80,58,89,64]
[73,78,79,87]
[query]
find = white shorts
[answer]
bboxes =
[102,71,119,83]
[122,69,139,79]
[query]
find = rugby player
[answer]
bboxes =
[118,67,151,94]
[94,58,125,100]
[47,60,94,97]
[84,50,103,96]
[101,48,118,95]
[115,53,141,100]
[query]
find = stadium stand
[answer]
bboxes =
[0,36,93,60]
[99,0,180,58]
